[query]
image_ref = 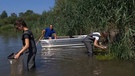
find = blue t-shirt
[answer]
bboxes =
[44,27,56,39]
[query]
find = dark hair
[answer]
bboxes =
[14,19,27,27]
[101,31,109,38]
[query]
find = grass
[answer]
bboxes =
[94,49,114,60]
[95,54,114,61]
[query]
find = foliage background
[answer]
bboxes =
[0,0,135,60]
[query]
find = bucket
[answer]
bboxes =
[8,53,25,76]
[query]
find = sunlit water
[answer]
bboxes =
[0,35,135,76]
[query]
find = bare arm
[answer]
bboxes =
[14,38,29,59]
[53,33,57,39]
[42,30,45,35]
[93,39,106,49]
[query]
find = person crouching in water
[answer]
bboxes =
[14,19,37,71]
[83,32,108,56]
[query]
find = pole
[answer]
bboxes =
[36,34,43,45]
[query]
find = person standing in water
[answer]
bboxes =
[14,19,37,71]
[83,32,108,56]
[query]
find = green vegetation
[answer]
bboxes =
[96,54,114,61]
[0,0,135,60]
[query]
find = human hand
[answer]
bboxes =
[14,53,20,59]
[49,37,52,40]
[101,46,107,49]
[103,46,107,49]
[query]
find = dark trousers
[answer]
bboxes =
[44,36,54,39]
[27,53,36,71]
[83,36,93,56]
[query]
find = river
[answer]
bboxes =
[0,34,135,76]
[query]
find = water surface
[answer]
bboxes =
[0,35,135,76]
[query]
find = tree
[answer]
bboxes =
[10,13,17,17]
[0,10,8,19]
[24,10,34,15]
[19,12,24,17]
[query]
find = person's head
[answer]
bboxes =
[101,31,109,38]
[49,25,53,30]
[100,31,109,44]
[14,19,27,30]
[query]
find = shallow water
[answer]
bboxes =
[0,35,135,76]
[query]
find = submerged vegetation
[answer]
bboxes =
[0,0,135,60]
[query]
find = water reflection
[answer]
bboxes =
[1,35,135,76]
[39,47,135,76]
[41,47,87,61]
[39,47,95,76]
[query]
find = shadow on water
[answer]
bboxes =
[1,35,135,76]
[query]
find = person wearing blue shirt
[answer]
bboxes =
[42,25,57,39]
